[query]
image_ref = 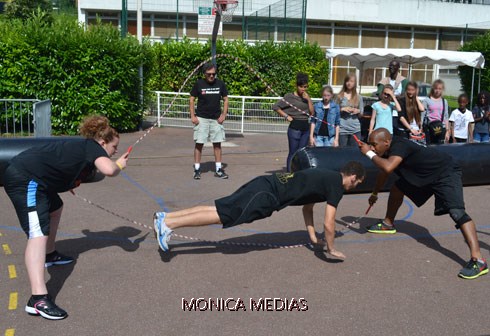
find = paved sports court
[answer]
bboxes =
[1,127,489,335]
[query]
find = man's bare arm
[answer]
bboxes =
[302,204,317,243]
[324,204,345,259]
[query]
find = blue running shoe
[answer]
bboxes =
[153,212,173,252]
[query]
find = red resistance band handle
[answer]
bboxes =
[353,134,362,145]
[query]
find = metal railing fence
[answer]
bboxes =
[0,99,52,137]
[152,91,317,134]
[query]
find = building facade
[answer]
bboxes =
[78,0,490,95]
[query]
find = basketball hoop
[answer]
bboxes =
[214,0,238,23]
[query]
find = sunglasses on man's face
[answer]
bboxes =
[205,72,216,77]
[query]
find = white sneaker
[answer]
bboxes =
[153,212,173,252]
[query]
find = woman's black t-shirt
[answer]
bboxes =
[10,139,109,192]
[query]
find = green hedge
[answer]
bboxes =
[459,32,490,102]
[0,14,152,134]
[0,13,328,134]
[148,39,329,98]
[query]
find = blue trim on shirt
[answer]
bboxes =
[27,180,38,207]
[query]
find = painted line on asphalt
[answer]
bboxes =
[2,244,12,255]
[8,265,17,279]
[8,292,17,310]
[120,172,168,211]
[5,329,15,336]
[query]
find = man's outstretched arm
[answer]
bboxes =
[324,204,345,259]
[358,142,403,174]
[302,204,318,244]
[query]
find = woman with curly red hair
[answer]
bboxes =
[3,115,130,320]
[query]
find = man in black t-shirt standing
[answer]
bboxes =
[154,162,366,259]
[190,62,229,180]
[358,128,488,279]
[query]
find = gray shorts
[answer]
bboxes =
[193,117,226,144]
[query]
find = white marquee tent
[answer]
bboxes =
[326,48,485,104]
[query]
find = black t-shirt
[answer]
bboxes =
[190,78,228,119]
[11,139,109,192]
[387,136,452,187]
[398,97,422,125]
[318,109,330,136]
[270,168,344,208]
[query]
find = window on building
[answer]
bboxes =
[307,27,332,48]
[361,30,385,48]
[184,22,197,39]
[334,28,359,48]
[439,32,462,50]
[413,33,436,49]
[388,31,411,48]
[154,20,178,38]
[128,19,151,36]
[360,68,384,87]
[222,22,244,40]
[411,64,434,84]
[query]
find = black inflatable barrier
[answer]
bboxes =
[0,137,103,186]
[290,143,490,194]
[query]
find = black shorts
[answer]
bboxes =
[3,165,63,239]
[215,176,280,228]
[395,165,465,216]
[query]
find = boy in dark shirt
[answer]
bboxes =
[190,62,229,180]
[154,162,366,259]
[358,128,488,279]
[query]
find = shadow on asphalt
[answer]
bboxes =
[47,226,149,300]
[197,161,228,173]
[158,230,343,264]
[264,168,286,174]
[476,230,490,254]
[340,216,468,266]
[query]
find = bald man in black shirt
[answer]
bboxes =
[358,128,488,279]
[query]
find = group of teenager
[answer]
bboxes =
[3,62,488,321]
[275,60,490,176]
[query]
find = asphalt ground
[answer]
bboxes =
[1,127,489,336]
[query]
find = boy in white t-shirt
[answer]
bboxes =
[449,94,474,143]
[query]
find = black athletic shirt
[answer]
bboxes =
[190,78,228,119]
[387,136,452,187]
[10,139,109,192]
[271,168,344,208]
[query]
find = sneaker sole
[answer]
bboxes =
[215,175,228,179]
[45,260,74,268]
[153,212,169,252]
[458,268,489,280]
[367,229,397,234]
[25,306,67,320]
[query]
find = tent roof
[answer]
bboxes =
[326,48,485,69]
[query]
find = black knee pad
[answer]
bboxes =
[449,209,471,229]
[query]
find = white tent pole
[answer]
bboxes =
[478,68,481,93]
[359,62,364,94]
[471,68,475,108]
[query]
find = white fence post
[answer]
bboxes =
[240,96,245,134]
[157,91,161,127]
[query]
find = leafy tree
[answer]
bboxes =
[459,31,490,104]
[5,0,52,20]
